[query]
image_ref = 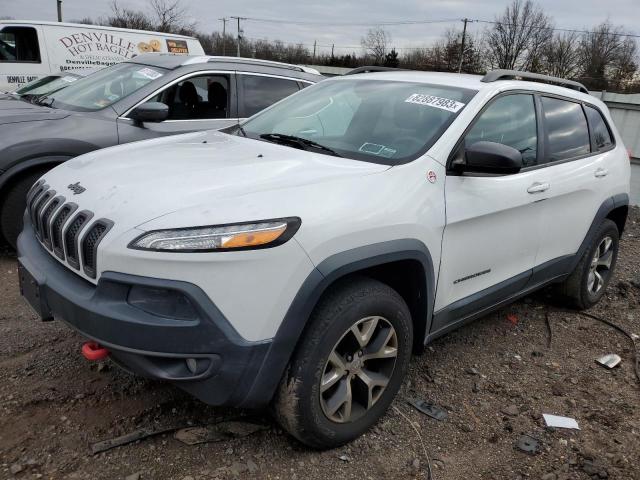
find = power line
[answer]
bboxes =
[242,16,460,27]
[474,19,640,39]
[234,14,640,39]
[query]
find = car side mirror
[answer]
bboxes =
[463,141,523,174]
[129,102,169,123]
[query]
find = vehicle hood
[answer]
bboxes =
[0,103,70,124]
[43,130,390,232]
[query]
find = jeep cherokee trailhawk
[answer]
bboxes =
[17,68,630,448]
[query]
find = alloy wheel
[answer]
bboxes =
[320,316,398,423]
[587,236,614,294]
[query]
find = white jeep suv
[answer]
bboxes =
[18,68,630,448]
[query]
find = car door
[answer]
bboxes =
[237,73,302,121]
[116,72,238,143]
[524,96,620,278]
[433,92,543,331]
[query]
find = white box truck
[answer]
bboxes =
[0,20,205,91]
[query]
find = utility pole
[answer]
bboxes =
[458,18,468,73]
[331,44,335,58]
[230,16,245,57]
[312,40,317,63]
[57,0,63,22]
[219,17,228,56]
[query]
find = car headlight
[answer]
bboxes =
[129,217,301,252]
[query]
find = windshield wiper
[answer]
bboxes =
[259,133,341,157]
[34,95,55,107]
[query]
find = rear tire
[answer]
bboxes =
[556,219,619,309]
[0,169,48,249]
[273,277,413,449]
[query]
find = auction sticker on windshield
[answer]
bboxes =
[405,93,465,113]
[136,67,163,80]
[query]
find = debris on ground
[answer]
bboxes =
[501,405,520,417]
[507,313,519,326]
[408,398,448,421]
[595,353,622,369]
[543,414,580,430]
[173,421,268,445]
[516,434,541,455]
[91,425,181,454]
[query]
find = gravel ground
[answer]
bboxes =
[1,208,639,480]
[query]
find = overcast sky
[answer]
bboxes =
[3,0,639,55]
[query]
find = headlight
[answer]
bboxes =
[129,217,301,252]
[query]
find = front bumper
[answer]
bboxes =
[17,221,272,406]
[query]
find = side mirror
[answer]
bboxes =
[463,141,523,174]
[129,102,169,123]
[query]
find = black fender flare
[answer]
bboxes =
[237,239,435,408]
[568,192,629,273]
[0,156,71,194]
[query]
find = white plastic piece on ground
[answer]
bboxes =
[543,414,580,430]
[595,353,622,369]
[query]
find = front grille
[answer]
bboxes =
[64,211,92,269]
[28,183,113,279]
[29,185,49,237]
[32,190,55,239]
[51,203,77,259]
[40,196,64,250]
[81,220,113,278]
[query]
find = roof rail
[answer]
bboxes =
[180,56,318,75]
[345,66,405,75]
[481,69,589,94]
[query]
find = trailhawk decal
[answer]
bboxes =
[405,93,465,113]
[453,269,491,284]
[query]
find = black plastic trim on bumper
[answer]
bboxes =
[17,221,271,406]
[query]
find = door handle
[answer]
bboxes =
[594,168,609,178]
[527,182,550,194]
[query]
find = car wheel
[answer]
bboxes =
[557,219,619,309]
[0,169,47,249]
[273,276,413,449]
[0,169,48,249]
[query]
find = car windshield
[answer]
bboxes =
[15,74,80,97]
[240,78,477,164]
[46,63,166,112]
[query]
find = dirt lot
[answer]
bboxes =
[1,209,639,480]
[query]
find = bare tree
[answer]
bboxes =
[149,0,194,34]
[542,31,580,78]
[578,21,638,90]
[106,1,154,30]
[105,0,194,34]
[485,0,553,70]
[361,28,390,65]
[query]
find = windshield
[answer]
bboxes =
[47,62,166,111]
[15,74,80,96]
[241,78,476,164]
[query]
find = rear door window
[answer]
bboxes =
[0,27,40,62]
[541,97,590,161]
[585,105,614,151]
[239,75,300,117]
[464,94,538,166]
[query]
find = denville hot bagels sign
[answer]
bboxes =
[58,31,166,60]
[59,32,139,58]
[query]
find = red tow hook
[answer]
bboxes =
[81,341,110,361]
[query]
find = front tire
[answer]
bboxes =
[0,169,48,249]
[557,219,619,309]
[273,277,413,449]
